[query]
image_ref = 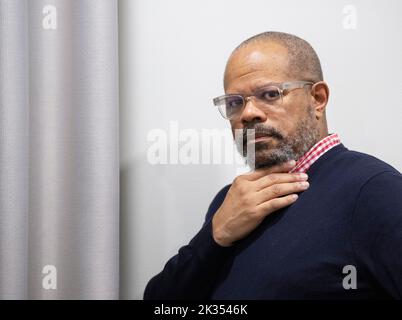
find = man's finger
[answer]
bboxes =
[256,193,299,218]
[256,181,309,204]
[254,172,308,190]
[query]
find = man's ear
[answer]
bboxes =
[310,81,329,120]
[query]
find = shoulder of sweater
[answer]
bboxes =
[309,144,400,180]
[336,147,400,177]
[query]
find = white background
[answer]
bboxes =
[119,0,402,299]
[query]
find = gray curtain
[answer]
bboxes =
[0,0,119,299]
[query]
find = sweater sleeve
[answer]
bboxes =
[352,170,402,298]
[143,185,233,300]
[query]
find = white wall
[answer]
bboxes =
[119,0,402,299]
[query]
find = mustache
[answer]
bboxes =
[242,124,284,144]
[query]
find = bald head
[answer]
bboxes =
[224,32,323,88]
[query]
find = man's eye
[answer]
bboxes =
[261,89,280,101]
[226,97,243,108]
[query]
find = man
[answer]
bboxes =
[144,32,402,299]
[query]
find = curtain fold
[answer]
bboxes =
[0,0,29,300]
[0,0,119,299]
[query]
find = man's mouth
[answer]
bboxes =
[254,135,273,143]
[246,133,275,144]
[241,126,284,148]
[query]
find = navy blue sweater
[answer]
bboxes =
[144,144,402,299]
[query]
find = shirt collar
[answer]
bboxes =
[289,133,341,173]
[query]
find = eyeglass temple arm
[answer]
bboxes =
[281,81,315,95]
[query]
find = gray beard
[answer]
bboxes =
[237,107,320,170]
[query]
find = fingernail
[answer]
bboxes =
[288,160,296,166]
[300,181,310,188]
[299,173,308,180]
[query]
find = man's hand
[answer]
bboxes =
[212,160,310,247]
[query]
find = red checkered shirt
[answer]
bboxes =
[289,133,341,173]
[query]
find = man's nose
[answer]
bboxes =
[240,97,267,125]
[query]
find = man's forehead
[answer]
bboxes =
[224,42,289,89]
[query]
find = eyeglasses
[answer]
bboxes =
[213,80,314,120]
